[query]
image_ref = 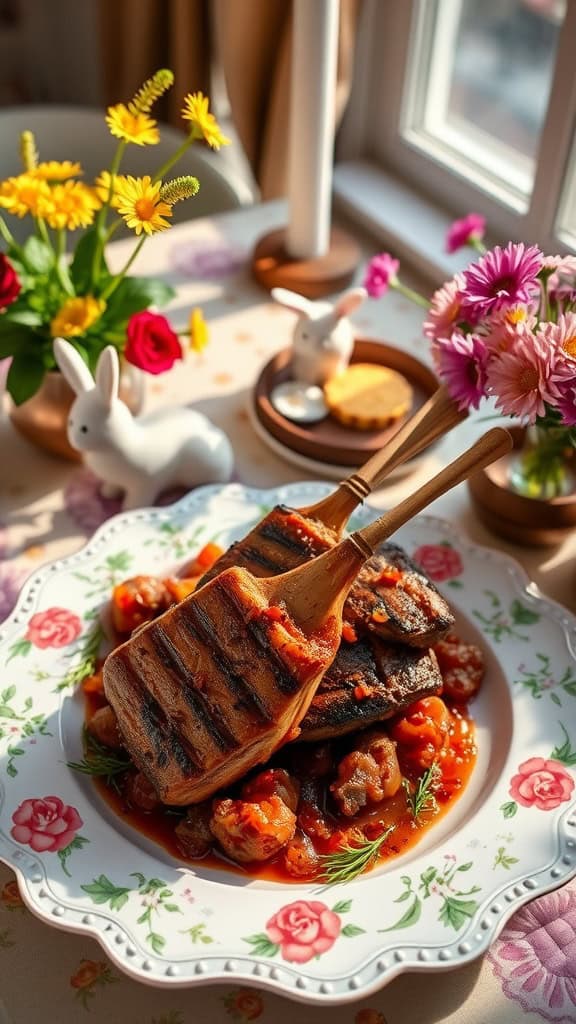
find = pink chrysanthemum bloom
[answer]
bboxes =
[431,331,488,411]
[541,311,576,367]
[363,253,400,298]
[541,254,576,275]
[461,242,543,318]
[482,305,537,356]
[555,382,576,426]
[423,273,465,342]
[486,331,560,423]
[445,212,486,253]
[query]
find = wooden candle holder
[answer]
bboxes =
[252,226,361,299]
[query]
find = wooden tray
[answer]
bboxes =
[253,339,439,468]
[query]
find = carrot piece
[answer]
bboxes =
[341,622,358,643]
[375,566,403,586]
[83,670,104,694]
[164,576,200,603]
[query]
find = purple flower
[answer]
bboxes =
[488,883,576,1021]
[64,470,121,534]
[446,213,486,253]
[461,242,543,318]
[431,330,488,411]
[363,253,400,298]
[0,565,26,623]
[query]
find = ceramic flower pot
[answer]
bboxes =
[468,426,576,547]
[9,364,145,462]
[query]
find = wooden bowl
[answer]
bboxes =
[253,339,439,468]
[468,427,576,547]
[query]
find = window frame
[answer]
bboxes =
[335,0,576,259]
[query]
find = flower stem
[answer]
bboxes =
[0,215,19,252]
[91,140,126,289]
[153,133,194,182]
[100,235,146,301]
[394,281,429,309]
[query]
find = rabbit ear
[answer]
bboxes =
[271,288,313,317]
[53,338,94,395]
[94,346,119,408]
[333,287,367,321]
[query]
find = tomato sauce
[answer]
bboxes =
[84,690,477,883]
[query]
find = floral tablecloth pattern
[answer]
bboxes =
[1,200,575,1024]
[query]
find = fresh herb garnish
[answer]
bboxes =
[403,762,442,823]
[319,826,395,886]
[67,729,130,791]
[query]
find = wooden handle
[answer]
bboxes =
[352,428,513,555]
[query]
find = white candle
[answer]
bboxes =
[286,0,340,261]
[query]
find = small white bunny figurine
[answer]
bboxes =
[271,286,366,386]
[53,339,234,510]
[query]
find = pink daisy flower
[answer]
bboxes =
[431,330,488,411]
[363,253,400,298]
[445,212,486,253]
[482,306,537,357]
[461,242,543,317]
[542,254,576,275]
[540,312,576,368]
[486,331,561,423]
[423,273,465,342]
[555,382,576,426]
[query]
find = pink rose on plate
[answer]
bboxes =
[11,796,83,853]
[412,543,463,582]
[509,758,574,811]
[25,607,82,649]
[266,900,341,964]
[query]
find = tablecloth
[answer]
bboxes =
[0,200,575,1024]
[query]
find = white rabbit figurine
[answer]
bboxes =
[53,339,234,510]
[271,286,366,386]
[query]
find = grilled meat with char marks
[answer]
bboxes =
[103,566,340,806]
[300,637,443,742]
[199,506,453,647]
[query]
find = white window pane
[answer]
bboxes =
[403,0,566,208]
[557,143,576,248]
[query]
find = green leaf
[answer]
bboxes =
[7,639,32,662]
[332,899,352,914]
[81,875,131,911]
[163,903,181,913]
[379,895,422,932]
[393,890,413,903]
[510,600,540,626]
[0,322,39,359]
[457,862,473,872]
[438,896,478,930]
[1,685,16,703]
[551,722,576,765]
[148,931,166,955]
[2,308,43,327]
[500,801,518,819]
[420,866,437,887]
[341,923,365,937]
[242,933,279,958]
[7,354,45,405]
[69,227,108,293]
[103,277,175,323]
[6,763,17,778]
[21,236,54,274]
[0,706,20,720]
[551,692,562,706]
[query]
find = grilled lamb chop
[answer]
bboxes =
[199,508,453,648]
[103,567,341,806]
[300,638,443,742]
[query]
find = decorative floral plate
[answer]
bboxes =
[1,482,576,1005]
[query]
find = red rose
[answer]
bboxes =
[25,607,82,649]
[266,900,341,964]
[412,543,463,581]
[124,310,182,375]
[509,758,574,811]
[70,959,107,990]
[0,253,21,309]
[11,796,83,853]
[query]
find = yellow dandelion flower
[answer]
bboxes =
[189,307,209,353]
[50,296,106,338]
[105,103,159,146]
[33,161,83,181]
[94,170,128,207]
[0,174,51,218]
[39,181,101,231]
[181,92,230,150]
[114,175,172,236]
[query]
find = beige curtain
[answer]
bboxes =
[98,0,361,199]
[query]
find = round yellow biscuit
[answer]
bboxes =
[324,363,413,431]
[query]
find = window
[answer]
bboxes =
[336,0,576,257]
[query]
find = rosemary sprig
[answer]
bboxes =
[67,729,130,791]
[319,825,395,886]
[403,762,442,823]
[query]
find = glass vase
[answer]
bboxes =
[508,424,575,500]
